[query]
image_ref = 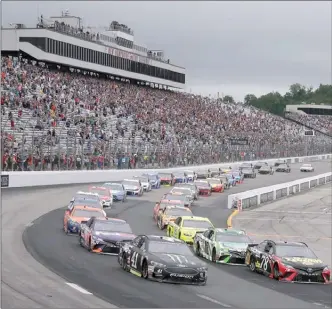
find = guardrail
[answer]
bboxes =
[227,172,332,210]
[2,153,331,188]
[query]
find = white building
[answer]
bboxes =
[2,12,186,89]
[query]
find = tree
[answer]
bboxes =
[244,94,257,105]
[223,95,234,103]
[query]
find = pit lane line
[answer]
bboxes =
[19,161,330,308]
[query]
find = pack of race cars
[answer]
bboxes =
[62,162,330,285]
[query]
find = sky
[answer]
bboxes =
[2,1,331,101]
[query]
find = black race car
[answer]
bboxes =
[274,160,287,167]
[258,165,274,175]
[275,164,291,173]
[245,240,331,283]
[118,235,208,285]
[196,171,210,179]
[241,167,256,178]
[254,162,268,169]
[79,217,136,254]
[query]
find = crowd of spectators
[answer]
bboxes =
[1,55,331,171]
[285,112,332,136]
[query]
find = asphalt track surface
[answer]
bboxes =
[4,160,331,308]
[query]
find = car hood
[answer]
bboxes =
[281,257,326,268]
[181,227,209,235]
[94,231,136,243]
[141,181,149,186]
[219,242,248,250]
[123,184,138,190]
[111,190,124,195]
[151,253,205,267]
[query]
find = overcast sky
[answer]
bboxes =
[2,1,331,101]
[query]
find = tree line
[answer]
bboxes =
[222,84,332,117]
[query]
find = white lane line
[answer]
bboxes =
[66,283,93,295]
[252,210,332,215]
[196,294,232,308]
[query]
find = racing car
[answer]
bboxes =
[67,191,103,212]
[241,168,257,178]
[173,171,188,184]
[153,200,185,221]
[254,162,268,169]
[194,180,212,196]
[184,170,197,182]
[169,187,195,204]
[102,182,127,202]
[162,193,191,207]
[118,235,208,285]
[231,170,244,183]
[218,175,231,189]
[206,178,225,193]
[155,205,193,230]
[167,216,214,244]
[196,171,210,179]
[122,179,144,196]
[176,183,199,200]
[239,163,253,171]
[209,169,221,178]
[300,164,315,172]
[193,228,253,264]
[275,164,291,173]
[142,173,161,189]
[63,205,107,234]
[89,186,113,208]
[258,165,274,175]
[159,172,175,186]
[274,159,287,167]
[133,175,152,191]
[245,240,331,283]
[79,217,136,254]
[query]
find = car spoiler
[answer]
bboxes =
[195,231,205,236]
[81,221,88,225]
[247,243,258,248]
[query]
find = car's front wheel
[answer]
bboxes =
[142,260,148,279]
[249,256,256,272]
[272,264,280,280]
[195,242,201,256]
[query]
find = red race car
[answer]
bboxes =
[206,178,225,193]
[158,172,175,186]
[194,180,212,196]
[245,240,330,284]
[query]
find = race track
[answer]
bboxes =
[3,161,331,308]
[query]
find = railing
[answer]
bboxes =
[228,168,332,210]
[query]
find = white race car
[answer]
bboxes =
[300,164,315,172]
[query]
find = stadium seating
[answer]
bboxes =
[1,56,331,170]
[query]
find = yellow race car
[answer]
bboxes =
[167,216,214,244]
[156,205,193,230]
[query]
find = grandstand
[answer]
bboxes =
[1,12,331,171]
[285,104,332,136]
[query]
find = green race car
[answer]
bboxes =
[193,228,253,265]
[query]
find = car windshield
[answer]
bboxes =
[208,179,221,184]
[195,181,209,187]
[90,188,109,196]
[136,176,148,182]
[259,166,269,170]
[303,164,311,167]
[75,194,99,201]
[103,183,123,190]
[123,180,139,186]
[242,169,252,173]
[275,245,317,258]
[73,199,101,208]
[149,242,193,255]
[164,194,187,202]
[278,164,287,168]
[171,188,191,195]
[159,173,172,178]
[72,209,103,218]
[216,234,252,243]
[148,175,158,180]
[182,220,213,228]
[166,208,191,216]
[94,221,132,233]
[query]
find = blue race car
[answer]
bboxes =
[174,171,188,184]
[142,173,161,189]
[226,174,237,187]
[102,182,127,202]
[231,170,244,184]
